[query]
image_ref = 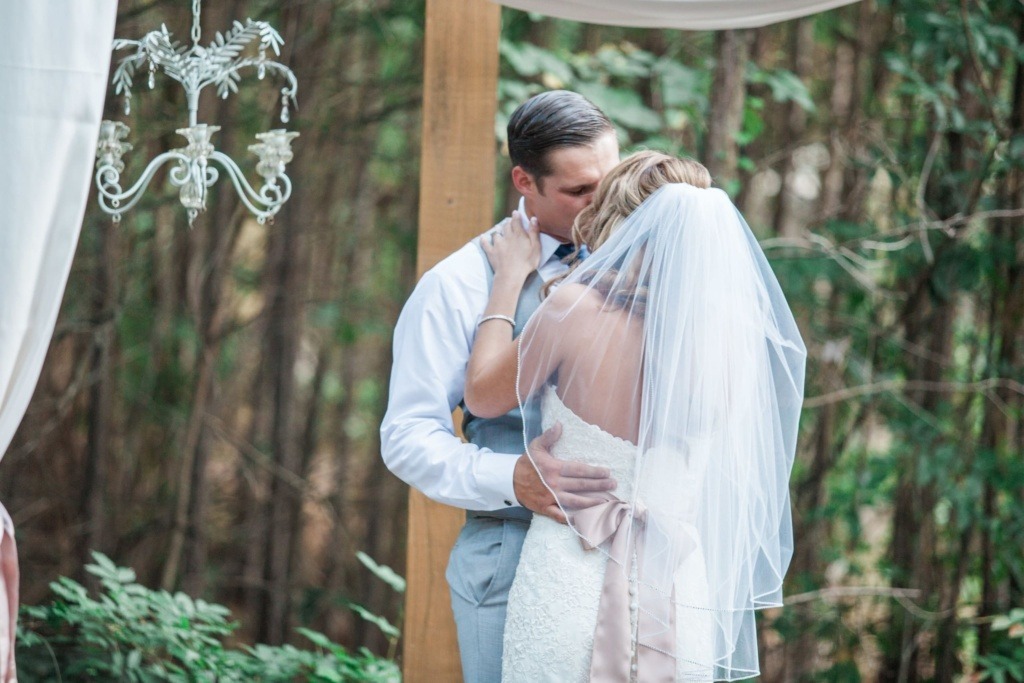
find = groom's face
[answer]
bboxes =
[515,132,619,242]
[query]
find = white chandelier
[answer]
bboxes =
[95,0,299,225]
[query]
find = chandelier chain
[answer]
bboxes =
[191,0,202,46]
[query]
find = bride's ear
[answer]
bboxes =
[511,166,538,197]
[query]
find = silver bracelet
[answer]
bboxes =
[478,314,516,329]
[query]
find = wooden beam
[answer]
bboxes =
[404,0,501,681]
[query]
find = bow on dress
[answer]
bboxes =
[571,493,685,683]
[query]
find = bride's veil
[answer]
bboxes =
[515,176,806,680]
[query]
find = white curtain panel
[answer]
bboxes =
[0,2,118,678]
[496,0,859,29]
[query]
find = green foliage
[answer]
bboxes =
[979,609,1024,682]
[17,553,400,682]
[356,552,406,595]
[747,64,816,113]
[497,36,713,155]
[498,21,816,166]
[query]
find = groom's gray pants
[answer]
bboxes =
[447,512,530,683]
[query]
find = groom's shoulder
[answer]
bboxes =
[418,223,503,290]
[429,237,484,276]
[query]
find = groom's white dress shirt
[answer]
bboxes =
[381,224,569,510]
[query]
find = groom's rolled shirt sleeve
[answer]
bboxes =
[381,246,521,511]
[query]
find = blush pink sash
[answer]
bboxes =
[572,494,676,682]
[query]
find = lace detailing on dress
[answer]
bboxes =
[501,388,716,683]
[502,389,637,683]
[541,388,638,496]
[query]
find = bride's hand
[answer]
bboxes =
[481,211,541,283]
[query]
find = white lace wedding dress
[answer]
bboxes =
[502,388,715,683]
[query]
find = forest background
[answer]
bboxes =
[4,0,1023,680]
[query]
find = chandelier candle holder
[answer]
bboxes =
[95,1,299,225]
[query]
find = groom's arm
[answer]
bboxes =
[382,237,617,517]
[381,250,521,511]
[514,424,615,524]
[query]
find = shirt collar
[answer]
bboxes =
[539,231,569,265]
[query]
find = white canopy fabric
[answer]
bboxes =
[496,0,859,29]
[0,2,118,678]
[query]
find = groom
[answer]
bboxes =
[381,91,620,682]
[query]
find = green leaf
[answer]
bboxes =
[347,603,401,639]
[356,551,407,594]
[574,81,662,132]
[655,59,706,109]
[298,627,336,650]
[499,40,574,86]
[592,44,653,79]
[747,66,816,113]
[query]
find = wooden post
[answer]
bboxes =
[404,0,501,680]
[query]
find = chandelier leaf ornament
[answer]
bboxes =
[95,0,300,225]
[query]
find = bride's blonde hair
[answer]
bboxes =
[544,151,712,302]
[574,151,711,252]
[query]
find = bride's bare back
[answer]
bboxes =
[521,283,643,444]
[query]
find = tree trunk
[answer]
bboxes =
[81,218,118,573]
[257,197,305,644]
[704,29,751,190]
[772,19,812,237]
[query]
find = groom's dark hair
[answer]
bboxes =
[507,90,614,191]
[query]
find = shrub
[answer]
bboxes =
[17,552,401,682]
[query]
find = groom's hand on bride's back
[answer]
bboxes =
[514,423,617,524]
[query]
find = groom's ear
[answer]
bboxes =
[511,165,540,197]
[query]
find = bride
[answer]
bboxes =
[464,151,807,682]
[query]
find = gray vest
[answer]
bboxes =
[463,244,545,521]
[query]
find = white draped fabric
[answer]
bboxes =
[0,2,118,679]
[497,0,858,29]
